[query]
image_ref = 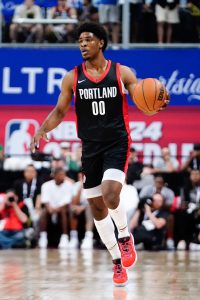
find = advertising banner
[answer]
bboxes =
[0,106,199,164]
[0,48,200,106]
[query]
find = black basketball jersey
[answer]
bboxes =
[74,60,130,142]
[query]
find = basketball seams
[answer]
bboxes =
[153,79,157,111]
[157,82,166,110]
[133,78,166,113]
[142,79,153,112]
[133,88,149,113]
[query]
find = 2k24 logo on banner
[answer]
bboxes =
[5,119,39,155]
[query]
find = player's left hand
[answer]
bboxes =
[30,130,49,153]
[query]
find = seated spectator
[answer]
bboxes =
[130,193,169,250]
[70,172,94,249]
[45,0,77,43]
[139,174,175,249]
[71,144,82,171]
[59,142,81,180]
[51,156,67,171]
[155,0,180,43]
[60,142,73,171]
[0,190,29,249]
[0,144,5,170]
[181,143,200,171]
[9,0,43,43]
[13,164,41,224]
[175,169,200,250]
[50,157,75,183]
[127,148,154,191]
[139,174,175,208]
[78,0,99,23]
[153,147,179,173]
[126,147,143,185]
[39,167,73,249]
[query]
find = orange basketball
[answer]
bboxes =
[133,78,168,114]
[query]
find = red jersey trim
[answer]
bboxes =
[123,93,131,173]
[73,66,78,103]
[116,63,131,173]
[82,60,111,83]
[73,66,78,136]
[116,63,124,97]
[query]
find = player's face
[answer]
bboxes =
[78,32,104,60]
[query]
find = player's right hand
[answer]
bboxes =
[30,130,49,153]
[158,90,170,111]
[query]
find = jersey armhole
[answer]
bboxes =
[116,63,128,96]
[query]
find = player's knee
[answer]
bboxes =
[103,190,119,209]
[88,199,107,219]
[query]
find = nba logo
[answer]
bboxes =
[5,119,39,155]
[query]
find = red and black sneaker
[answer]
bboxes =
[112,259,128,287]
[118,233,137,269]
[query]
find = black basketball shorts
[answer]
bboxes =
[81,136,130,198]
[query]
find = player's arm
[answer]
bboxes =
[120,65,156,115]
[120,65,138,99]
[120,65,169,115]
[31,70,74,153]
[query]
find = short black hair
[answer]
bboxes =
[77,22,108,52]
[53,167,66,176]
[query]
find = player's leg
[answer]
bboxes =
[82,150,119,257]
[88,195,120,259]
[101,174,129,239]
[82,142,127,285]
[87,194,128,286]
[102,174,137,269]
[102,138,137,268]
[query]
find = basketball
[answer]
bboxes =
[133,78,168,114]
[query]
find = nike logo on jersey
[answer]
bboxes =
[78,79,86,83]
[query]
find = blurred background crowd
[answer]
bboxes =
[1,0,200,45]
[0,141,200,251]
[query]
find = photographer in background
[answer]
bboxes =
[0,190,29,249]
[129,193,169,250]
[139,174,175,249]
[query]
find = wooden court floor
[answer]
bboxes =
[0,249,199,300]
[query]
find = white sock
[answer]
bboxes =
[109,201,130,239]
[84,231,93,239]
[94,214,121,260]
[70,230,78,239]
[61,234,69,239]
[40,231,47,238]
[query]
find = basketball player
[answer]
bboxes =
[31,22,169,286]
